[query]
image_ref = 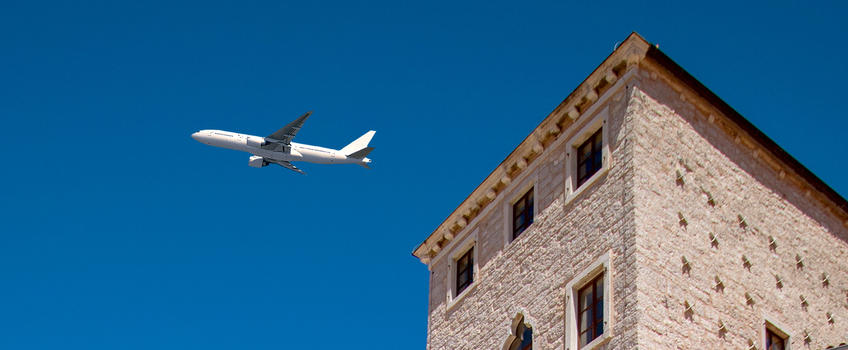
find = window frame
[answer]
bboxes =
[446,230,478,307]
[564,106,611,205]
[576,128,604,187]
[576,272,605,347]
[502,175,538,247]
[512,186,535,240]
[763,319,791,350]
[565,252,613,350]
[454,246,474,296]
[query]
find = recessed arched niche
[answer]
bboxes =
[502,313,534,350]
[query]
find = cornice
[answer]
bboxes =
[412,33,651,263]
[413,32,848,265]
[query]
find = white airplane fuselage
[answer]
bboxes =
[191,129,372,166]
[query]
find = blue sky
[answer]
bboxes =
[1,1,846,349]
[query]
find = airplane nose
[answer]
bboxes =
[191,132,201,141]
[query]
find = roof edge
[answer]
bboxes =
[411,32,651,262]
[644,45,848,214]
[412,33,848,265]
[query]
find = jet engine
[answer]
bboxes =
[246,136,266,148]
[248,155,268,168]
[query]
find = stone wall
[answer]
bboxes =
[423,58,848,350]
[630,67,848,349]
[425,78,642,349]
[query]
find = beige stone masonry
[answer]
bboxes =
[413,33,650,265]
[417,32,848,350]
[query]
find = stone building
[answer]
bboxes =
[412,33,848,350]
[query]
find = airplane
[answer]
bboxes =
[191,111,374,174]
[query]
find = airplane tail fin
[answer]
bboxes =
[340,130,376,156]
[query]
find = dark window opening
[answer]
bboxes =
[455,247,474,296]
[766,328,786,350]
[508,320,533,350]
[577,272,605,347]
[519,325,532,350]
[512,188,534,239]
[576,128,603,187]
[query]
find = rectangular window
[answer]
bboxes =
[576,128,603,187]
[577,272,604,347]
[455,247,474,296]
[766,327,787,350]
[512,188,534,239]
[566,253,611,350]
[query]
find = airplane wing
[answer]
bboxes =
[265,111,312,145]
[268,159,306,175]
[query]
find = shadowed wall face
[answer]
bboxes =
[629,67,848,349]
[422,58,848,350]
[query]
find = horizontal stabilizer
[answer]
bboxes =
[347,146,374,159]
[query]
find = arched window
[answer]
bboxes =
[505,314,533,350]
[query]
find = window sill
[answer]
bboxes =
[446,281,477,311]
[505,223,538,250]
[565,165,610,207]
[580,332,611,350]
